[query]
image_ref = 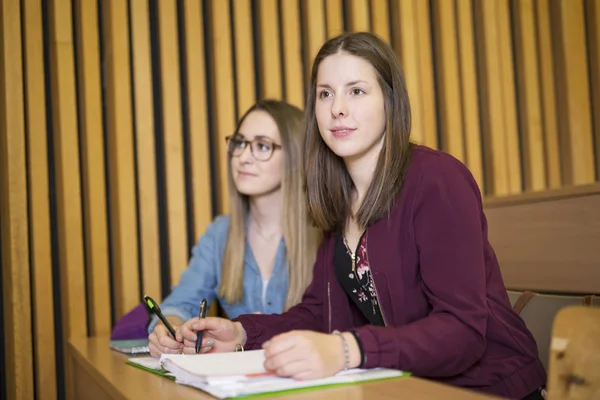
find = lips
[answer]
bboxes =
[237,171,256,177]
[330,126,356,137]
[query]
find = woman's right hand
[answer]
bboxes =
[148,318,184,358]
[177,317,247,354]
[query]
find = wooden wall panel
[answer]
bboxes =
[156,0,189,288]
[371,0,390,43]
[433,0,465,161]
[414,1,438,149]
[208,0,237,213]
[281,0,305,109]
[456,0,483,188]
[48,1,87,398]
[536,0,562,189]
[102,0,139,318]
[182,0,213,241]
[302,0,327,81]
[393,0,437,148]
[586,0,600,179]
[0,2,35,399]
[130,0,161,300]
[257,0,283,99]
[74,0,111,337]
[552,0,596,185]
[347,0,370,32]
[48,0,88,340]
[496,0,522,194]
[233,0,257,118]
[474,0,511,195]
[22,1,57,398]
[325,0,344,38]
[513,0,546,192]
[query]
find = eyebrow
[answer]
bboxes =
[235,133,274,141]
[316,80,370,88]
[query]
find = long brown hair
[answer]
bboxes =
[304,32,413,233]
[220,100,321,310]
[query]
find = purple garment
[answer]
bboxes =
[111,302,151,340]
[235,146,546,399]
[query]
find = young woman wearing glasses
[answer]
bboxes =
[148,100,321,358]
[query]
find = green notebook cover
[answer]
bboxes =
[125,359,175,380]
[231,372,412,399]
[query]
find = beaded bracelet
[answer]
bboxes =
[332,330,349,371]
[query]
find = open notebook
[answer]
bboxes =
[155,350,408,398]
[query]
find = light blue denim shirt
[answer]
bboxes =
[147,215,289,333]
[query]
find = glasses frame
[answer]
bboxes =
[225,135,282,162]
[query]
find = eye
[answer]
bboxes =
[318,90,332,99]
[351,88,365,95]
[255,140,273,152]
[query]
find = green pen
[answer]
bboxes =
[144,295,177,338]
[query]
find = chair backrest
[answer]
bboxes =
[507,291,596,371]
[546,306,600,400]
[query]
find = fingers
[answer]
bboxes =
[148,325,183,358]
[263,331,300,357]
[181,339,215,354]
[177,318,199,342]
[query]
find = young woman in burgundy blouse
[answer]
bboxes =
[177,32,546,399]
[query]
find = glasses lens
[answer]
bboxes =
[228,136,245,156]
[251,139,274,161]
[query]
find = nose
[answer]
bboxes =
[238,143,253,163]
[331,94,347,118]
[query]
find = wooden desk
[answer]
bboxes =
[69,336,502,400]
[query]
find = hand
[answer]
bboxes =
[177,317,246,354]
[148,319,184,358]
[262,331,358,380]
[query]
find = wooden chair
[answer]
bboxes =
[546,306,600,400]
[508,291,595,371]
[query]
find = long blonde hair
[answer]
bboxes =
[219,100,321,310]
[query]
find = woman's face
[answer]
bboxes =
[314,52,386,163]
[230,110,284,198]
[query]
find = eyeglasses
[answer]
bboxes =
[225,135,282,162]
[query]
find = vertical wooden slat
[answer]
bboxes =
[325,0,343,38]
[48,1,87,398]
[535,0,562,189]
[586,0,600,178]
[474,0,510,195]
[302,0,327,81]
[393,0,424,145]
[552,0,596,185]
[129,0,161,299]
[513,0,546,192]
[257,0,283,99]
[371,0,390,43]
[347,0,370,32]
[208,0,237,213]
[156,0,189,289]
[182,0,213,242]
[74,0,111,336]
[233,0,257,118]
[432,0,464,160]
[456,0,484,189]
[22,1,57,398]
[415,1,438,149]
[496,0,522,194]
[281,0,305,109]
[102,0,140,318]
[0,1,34,399]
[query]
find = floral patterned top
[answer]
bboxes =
[334,232,385,326]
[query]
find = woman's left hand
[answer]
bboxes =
[262,331,355,380]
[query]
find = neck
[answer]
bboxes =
[248,189,282,234]
[344,137,384,206]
